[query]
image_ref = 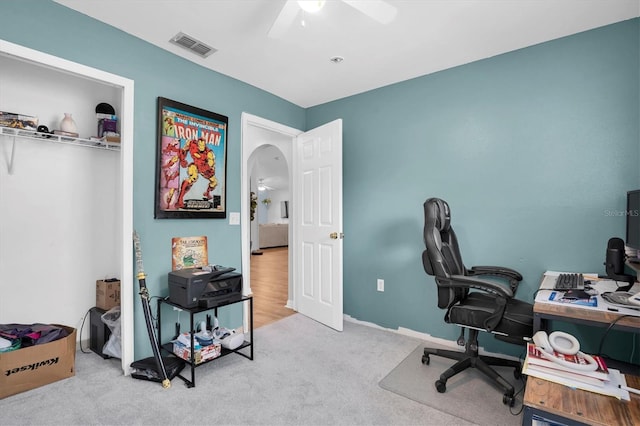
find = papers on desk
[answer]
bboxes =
[536,271,640,317]
[600,291,640,311]
[546,291,597,307]
[523,364,630,401]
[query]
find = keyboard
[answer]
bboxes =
[553,273,585,291]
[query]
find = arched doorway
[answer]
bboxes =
[241,113,301,328]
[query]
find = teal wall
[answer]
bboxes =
[308,18,640,357]
[1,0,305,358]
[3,1,639,360]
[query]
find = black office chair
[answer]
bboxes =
[421,197,533,406]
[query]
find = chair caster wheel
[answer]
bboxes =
[422,355,430,365]
[435,379,446,393]
[503,394,514,407]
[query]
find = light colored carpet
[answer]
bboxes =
[0,314,479,425]
[379,343,525,426]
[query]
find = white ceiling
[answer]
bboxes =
[54,0,639,108]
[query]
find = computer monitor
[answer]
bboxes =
[626,189,640,255]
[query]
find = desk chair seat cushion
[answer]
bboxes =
[448,292,533,345]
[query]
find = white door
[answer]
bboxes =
[293,119,344,331]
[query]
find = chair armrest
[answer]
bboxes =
[468,265,522,294]
[441,275,514,299]
[442,274,513,332]
[469,265,522,281]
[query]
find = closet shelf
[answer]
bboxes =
[0,126,120,173]
[0,126,121,151]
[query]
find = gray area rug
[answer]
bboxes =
[379,343,524,426]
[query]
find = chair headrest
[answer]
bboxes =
[425,197,451,232]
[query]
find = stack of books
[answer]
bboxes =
[96,113,120,143]
[522,343,630,400]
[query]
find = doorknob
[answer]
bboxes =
[329,232,344,240]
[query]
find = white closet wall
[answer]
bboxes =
[0,40,134,374]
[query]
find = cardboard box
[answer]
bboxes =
[0,325,76,399]
[172,340,221,365]
[96,279,120,310]
[104,134,121,143]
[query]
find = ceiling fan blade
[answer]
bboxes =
[341,0,397,25]
[268,0,300,39]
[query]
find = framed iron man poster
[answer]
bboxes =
[154,97,228,219]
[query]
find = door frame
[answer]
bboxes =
[241,113,302,309]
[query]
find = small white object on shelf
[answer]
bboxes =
[59,113,77,133]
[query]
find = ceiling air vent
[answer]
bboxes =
[170,32,217,58]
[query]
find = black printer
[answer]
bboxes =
[168,267,242,309]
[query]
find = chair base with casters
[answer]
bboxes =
[421,328,522,406]
[420,290,532,406]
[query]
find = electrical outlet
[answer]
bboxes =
[377,278,384,292]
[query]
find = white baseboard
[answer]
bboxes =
[343,314,520,361]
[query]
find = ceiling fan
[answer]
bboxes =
[257,178,276,191]
[268,0,398,39]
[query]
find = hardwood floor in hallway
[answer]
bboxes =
[250,247,295,328]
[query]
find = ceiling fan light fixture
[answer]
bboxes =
[298,0,326,14]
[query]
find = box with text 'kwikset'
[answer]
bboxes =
[0,325,76,399]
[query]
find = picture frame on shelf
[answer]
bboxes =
[154,97,228,219]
